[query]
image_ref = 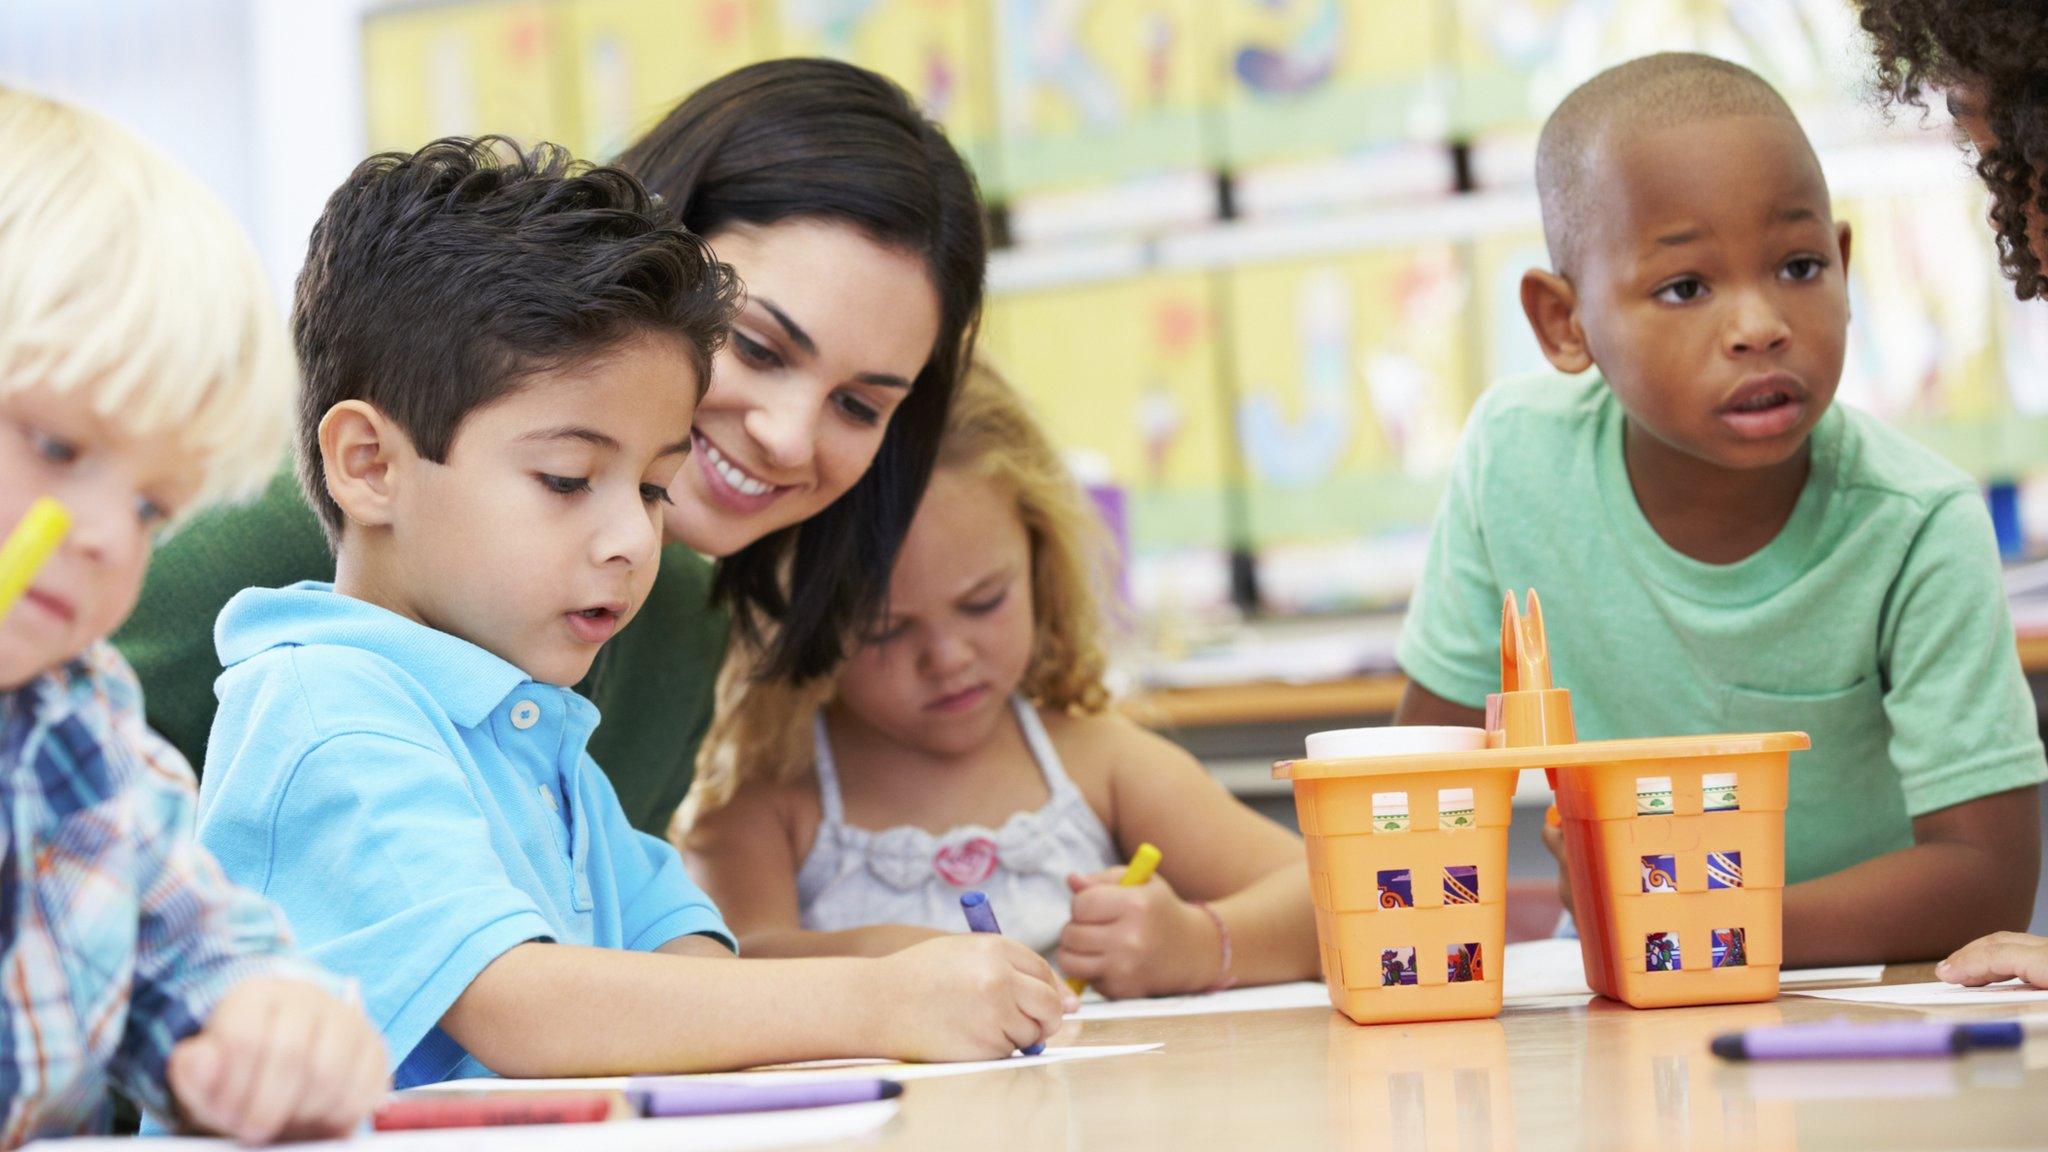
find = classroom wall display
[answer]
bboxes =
[363,0,573,153]
[979,270,1237,610]
[1225,245,1473,541]
[772,0,1003,194]
[992,0,1215,195]
[1468,230,1559,389]
[1215,0,1453,168]
[558,0,773,161]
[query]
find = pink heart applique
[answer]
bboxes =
[932,836,1000,888]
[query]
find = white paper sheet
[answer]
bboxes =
[1499,940,1883,1000]
[1068,981,1331,1021]
[407,1043,1163,1095]
[1502,939,1593,999]
[1787,979,2048,1006]
[1778,964,1885,987]
[28,1100,899,1151]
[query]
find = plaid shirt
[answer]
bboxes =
[1,642,321,1146]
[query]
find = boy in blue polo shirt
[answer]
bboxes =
[1395,54,2046,966]
[197,138,1069,1087]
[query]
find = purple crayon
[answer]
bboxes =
[1711,1019,2022,1061]
[959,891,1045,1056]
[631,1079,902,1118]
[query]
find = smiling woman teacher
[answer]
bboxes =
[115,58,987,834]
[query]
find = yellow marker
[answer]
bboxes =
[1067,842,1164,995]
[0,498,69,621]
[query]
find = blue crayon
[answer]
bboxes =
[958,891,1044,1056]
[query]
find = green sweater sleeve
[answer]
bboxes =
[115,470,337,776]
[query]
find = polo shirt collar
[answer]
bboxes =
[216,581,532,728]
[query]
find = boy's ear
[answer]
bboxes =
[1520,268,1595,375]
[318,400,408,529]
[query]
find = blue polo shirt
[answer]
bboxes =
[196,582,733,1088]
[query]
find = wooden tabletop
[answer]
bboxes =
[818,965,2045,1151]
[1130,629,2048,732]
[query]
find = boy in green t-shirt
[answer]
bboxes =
[1395,53,2047,967]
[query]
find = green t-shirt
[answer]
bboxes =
[1397,374,2047,885]
[114,470,728,836]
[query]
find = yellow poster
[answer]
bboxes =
[981,270,1231,551]
[993,0,1215,192]
[362,0,571,153]
[772,0,1000,191]
[559,0,774,161]
[1224,246,1474,543]
[1469,230,1555,388]
[1217,0,1452,166]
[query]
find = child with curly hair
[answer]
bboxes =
[678,364,1319,999]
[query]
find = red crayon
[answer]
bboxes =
[373,1093,616,1131]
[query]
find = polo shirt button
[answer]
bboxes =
[510,700,540,730]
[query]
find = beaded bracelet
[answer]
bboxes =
[1195,900,1236,993]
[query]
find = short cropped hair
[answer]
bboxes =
[1536,53,1806,278]
[292,136,742,544]
[0,87,292,517]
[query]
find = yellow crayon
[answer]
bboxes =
[0,498,69,621]
[1067,842,1163,995]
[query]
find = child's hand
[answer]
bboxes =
[1937,932,2048,988]
[1056,869,1217,999]
[1541,809,1576,919]
[167,977,389,1144]
[871,936,1073,1062]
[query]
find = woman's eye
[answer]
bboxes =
[732,332,783,371]
[640,483,675,505]
[539,474,591,495]
[835,392,881,426]
[1653,278,1707,304]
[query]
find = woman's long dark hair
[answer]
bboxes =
[616,58,986,682]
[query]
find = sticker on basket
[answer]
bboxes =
[1707,851,1742,890]
[1640,854,1677,894]
[1372,792,1410,832]
[1646,931,1682,972]
[1438,787,1475,830]
[1443,864,1479,904]
[1447,942,1483,983]
[1377,869,1413,909]
[1703,772,1739,812]
[1381,947,1418,986]
[1712,927,1747,968]
[1636,776,1673,816]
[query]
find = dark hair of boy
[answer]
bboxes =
[1858,1,2048,299]
[291,136,741,545]
[616,57,988,683]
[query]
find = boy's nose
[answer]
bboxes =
[1726,291,1792,355]
[596,496,663,568]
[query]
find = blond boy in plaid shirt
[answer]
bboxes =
[0,89,385,1146]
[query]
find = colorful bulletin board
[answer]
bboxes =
[1467,230,1557,389]
[1223,245,1476,549]
[773,0,1002,193]
[993,0,1215,194]
[558,0,773,160]
[362,0,573,153]
[979,269,1235,560]
[1216,0,1453,168]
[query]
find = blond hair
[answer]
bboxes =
[677,361,1119,831]
[0,88,292,515]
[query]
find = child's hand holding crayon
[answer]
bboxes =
[1938,931,2048,989]
[1056,868,1220,999]
[166,976,389,1143]
[872,936,1072,1061]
